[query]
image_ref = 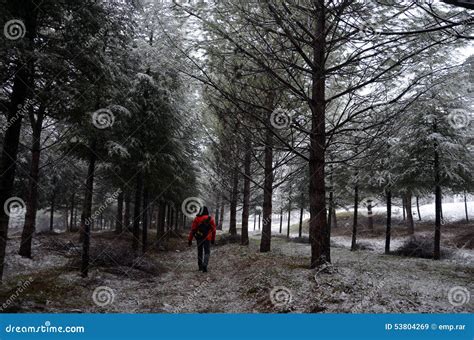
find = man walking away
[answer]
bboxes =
[188,206,216,272]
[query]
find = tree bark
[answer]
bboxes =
[351,185,358,251]
[229,168,238,236]
[309,0,328,267]
[49,191,56,232]
[218,204,224,230]
[385,190,392,255]
[464,191,469,222]
[115,189,124,234]
[241,143,251,245]
[19,108,44,257]
[81,141,97,277]
[215,202,220,230]
[416,196,421,221]
[260,115,274,252]
[287,202,291,238]
[70,189,76,231]
[279,208,283,234]
[0,1,37,281]
[405,192,414,234]
[367,200,374,232]
[402,196,406,221]
[434,143,441,260]
[298,205,304,239]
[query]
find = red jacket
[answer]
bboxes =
[188,215,216,242]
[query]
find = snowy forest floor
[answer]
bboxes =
[1,221,473,313]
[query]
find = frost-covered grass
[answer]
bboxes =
[0,228,472,313]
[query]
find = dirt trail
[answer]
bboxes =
[1,231,472,313]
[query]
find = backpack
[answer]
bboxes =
[194,216,211,239]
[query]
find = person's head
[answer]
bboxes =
[197,206,209,217]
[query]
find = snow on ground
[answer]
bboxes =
[251,200,474,235]
[1,230,472,314]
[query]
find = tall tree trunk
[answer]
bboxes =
[81,142,97,277]
[124,191,131,232]
[279,208,283,234]
[229,168,238,236]
[464,191,469,223]
[0,1,37,281]
[19,109,44,257]
[367,199,374,232]
[215,202,220,230]
[258,213,261,230]
[326,189,333,262]
[416,196,421,221]
[260,117,274,252]
[218,204,224,230]
[132,172,143,253]
[405,192,414,234]
[309,0,328,267]
[253,213,256,231]
[241,143,251,245]
[142,186,149,253]
[351,185,358,251]
[287,202,291,238]
[298,205,304,239]
[49,191,56,232]
[434,143,441,260]
[402,196,406,221]
[385,190,392,255]
[70,189,76,231]
[115,189,124,234]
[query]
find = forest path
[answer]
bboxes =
[0,231,472,313]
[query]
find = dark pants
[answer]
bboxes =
[197,239,210,269]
